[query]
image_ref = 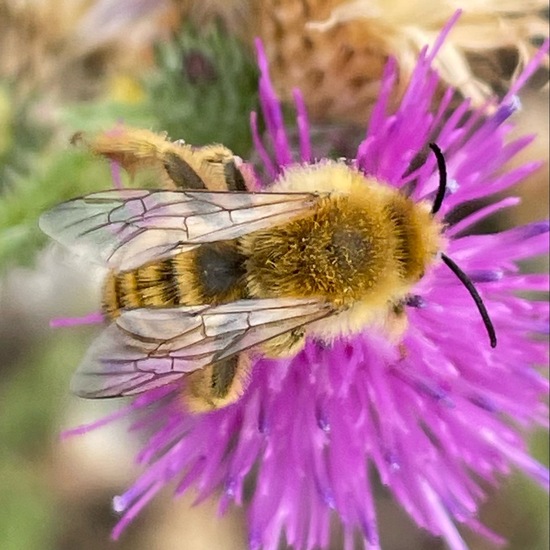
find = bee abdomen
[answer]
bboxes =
[102,241,248,319]
[103,271,141,318]
[136,258,182,307]
[194,241,247,299]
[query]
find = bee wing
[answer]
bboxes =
[71,298,332,398]
[39,189,319,271]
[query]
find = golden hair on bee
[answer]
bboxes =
[72,126,247,192]
[40,130,497,414]
[241,161,442,341]
[183,354,253,413]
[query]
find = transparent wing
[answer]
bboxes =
[40,189,319,270]
[71,298,333,398]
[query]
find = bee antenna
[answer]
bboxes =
[441,253,497,348]
[429,143,447,215]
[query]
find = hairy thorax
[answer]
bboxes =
[242,193,404,309]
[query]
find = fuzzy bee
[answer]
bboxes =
[40,128,496,412]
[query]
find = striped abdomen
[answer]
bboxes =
[102,240,248,319]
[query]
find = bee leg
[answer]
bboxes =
[163,144,245,192]
[182,354,252,413]
[163,151,208,189]
[384,301,409,344]
[223,159,247,191]
[261,328,306,358]
[74,127,169,177]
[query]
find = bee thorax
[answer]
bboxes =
[242,195,405,307]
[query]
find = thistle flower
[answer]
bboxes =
[63,18,549,550]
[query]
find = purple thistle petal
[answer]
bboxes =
[110,160,123,190]
[446,196,521,238]
[61,400,135,439]
[250,111,277,181]
[292,88,312,163]
[426,9,463,64]
[467,269,504,283]
[112,481,164,539]
[254,38,292,168]
[357,56,398,164]
[50,311,105,328]
[504,38,550,101]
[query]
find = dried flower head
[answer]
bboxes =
[61,17,549,550]
[256,0,548,123]
[177,0,251,32]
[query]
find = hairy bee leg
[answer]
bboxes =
[260,328,306,358]
[162,151,209,189]
[175,330,306,410]
[385,301,409,344]
[73,126,245,192]
[72,127,170,177]
[182,354,252,412]
[163,145,246,192]
[223,159,247,191]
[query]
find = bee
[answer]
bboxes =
[40,128,496,412]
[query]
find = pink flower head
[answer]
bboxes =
[65,15,549,550]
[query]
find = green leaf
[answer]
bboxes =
[144,23,259,155]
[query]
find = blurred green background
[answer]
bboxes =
[0,2,547,549]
